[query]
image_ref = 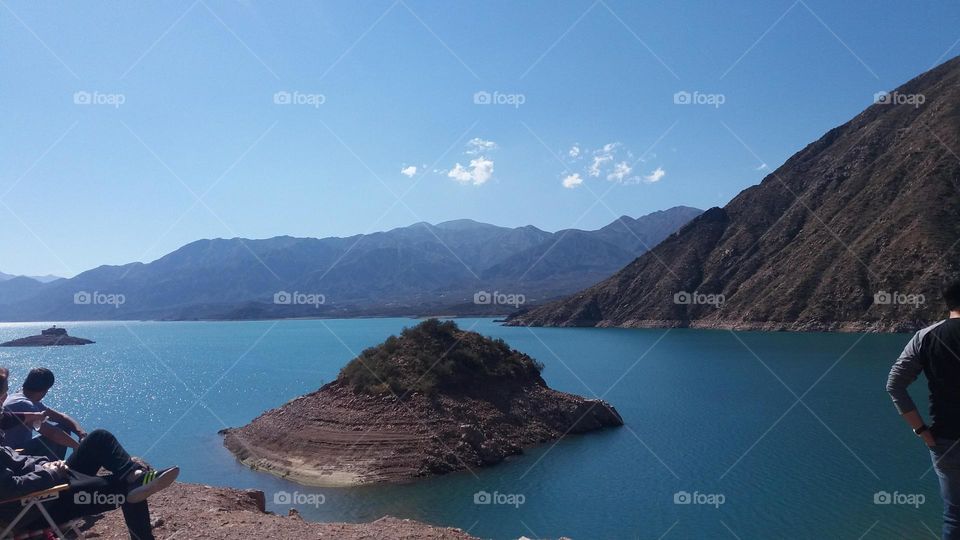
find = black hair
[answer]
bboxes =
[23,367,55,392]
[943,274,960,312]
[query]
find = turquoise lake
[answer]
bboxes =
[0,319,941,539]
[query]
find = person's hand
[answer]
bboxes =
[923,431,937,448]
[42,460,69,478]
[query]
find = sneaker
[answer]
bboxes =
[126,466,179,503]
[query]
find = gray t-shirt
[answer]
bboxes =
[1,392,47,449]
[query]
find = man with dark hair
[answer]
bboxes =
[887,274,960,540]
[2,368,86,459]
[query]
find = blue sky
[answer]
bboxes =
[1,0,958,277]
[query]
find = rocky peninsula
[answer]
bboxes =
[0,326,94,347]
[222,319,622,486]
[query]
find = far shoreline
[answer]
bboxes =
[0,314,920,334]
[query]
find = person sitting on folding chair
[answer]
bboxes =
[0,369,179,539]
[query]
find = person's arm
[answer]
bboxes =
[0,448,59,498]
[886,330,937,447]
[37,422,79,450]
[42,407,85,439]
[0,410,38,431]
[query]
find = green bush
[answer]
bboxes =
[338,319,544,396]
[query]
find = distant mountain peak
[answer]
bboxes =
[434,218,484,228]
[0,272,63,284]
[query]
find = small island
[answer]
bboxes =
[0,326,95,347]
[221,319,623,486]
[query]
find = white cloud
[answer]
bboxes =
[562,173,583,189]
[466,137,497,155]
[588,155,612,177]
[755,163,769,171]
[643,167,666,183]
[588,142,620,177]
[607,162,633,183]
[448,156,494,186]
[447,138,497,185]
[400,165,417,177]
[558,141,664,188]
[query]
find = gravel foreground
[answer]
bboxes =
[81,482,479,539]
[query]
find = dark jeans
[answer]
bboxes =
[931,438,960,540]
[24,429,153,540]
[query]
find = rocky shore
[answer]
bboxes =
[222,319,623,486]
[507,316,926,333]
[82,482,477,539]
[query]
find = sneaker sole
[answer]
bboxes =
[126,467,180,504]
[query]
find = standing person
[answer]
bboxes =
[887,275,960,540]
[2,368,87,459]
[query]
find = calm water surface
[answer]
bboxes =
[0,319,938,539]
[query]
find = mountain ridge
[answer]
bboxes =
[507,55,960,332]
[0,206,701,321]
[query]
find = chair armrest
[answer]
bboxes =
[0,483,69,505]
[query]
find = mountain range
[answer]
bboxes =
[0,272,61,283]
[0,206,701,321]
[508,56,960,332]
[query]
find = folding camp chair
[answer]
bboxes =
[0,483,85,539]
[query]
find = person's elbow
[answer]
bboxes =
[885,377,898,396]
[885,372,900,396]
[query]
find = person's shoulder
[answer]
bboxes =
[3,393,38,411]
[2,392,26,406]
[914,319,953,346]
[919,319,948,337]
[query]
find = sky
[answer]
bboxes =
[1,0,959,277]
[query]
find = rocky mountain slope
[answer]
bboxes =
[508,56,960,332]
[222,319,622,486]
[0,208,699,321]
